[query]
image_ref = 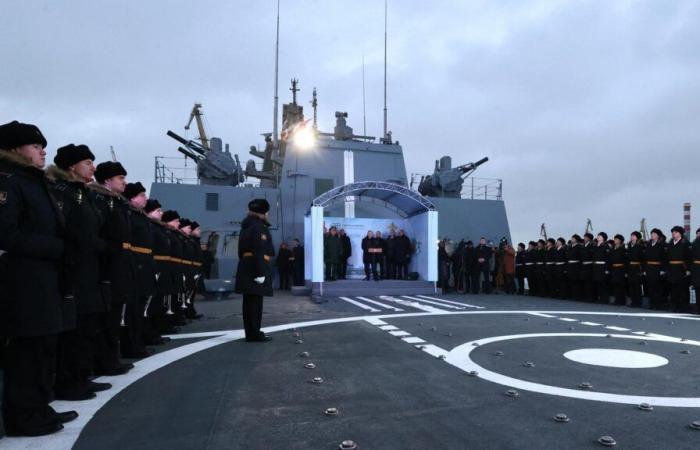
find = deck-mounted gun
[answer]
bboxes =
[418,156,489,198]
[166,130,244,186]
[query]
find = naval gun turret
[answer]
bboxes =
[166,130,244,186]
[418,156,489,198]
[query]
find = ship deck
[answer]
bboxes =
[3,292,700,449]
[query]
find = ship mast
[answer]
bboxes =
[272,0,280,148]
[382,0,388,141]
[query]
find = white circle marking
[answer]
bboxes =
[563,348,669,369]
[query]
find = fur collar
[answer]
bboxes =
[87,182,120,198]
[0,149,43,176]
[45,164,81,183]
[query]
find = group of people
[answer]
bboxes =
[0,121,207,437]
[515,227,700,312]
[275,239,304,290]
[439,237,498,294]
[320,227,414,281]
[360,229,413,281]
[438,226,700,313]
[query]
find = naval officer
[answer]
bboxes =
[235,199,275,342]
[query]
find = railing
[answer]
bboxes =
[153,156,263,186]
[463,177,503,200]
[409,174,503,200]
[154,156,199,184]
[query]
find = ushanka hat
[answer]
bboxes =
[0,120,47,150]
[144,199,161,213]
[94,161,127,183]
[123,182,146,199]
[248,198,270,214]
[161,210,180,223]
[54,144,94,170]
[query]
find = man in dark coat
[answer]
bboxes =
[591,232,610,303]
[324,226,342,281]
[339,229,352,280]
[375,230,387,279]
[692,228,700,313]
[475,238,492,294]
[666,225,692,312]
[394,229,412,280]
[463,240,476,294]
[145,199,177,335]
[567,235,583,300]
[580,233,595,301]
[645,228,667,310]
[515,243,526,295]
[291,238,305,286]
[609,234,628,305]
[162,210,187,327]
[535,239,547,297]
[0,121,78,436]
[524,241,537,296]
[234,199,275,342]
[362,231,378,281]
[88,161,138,376]
[627,231,645,307]
[277,242,293,290]
[48,144,112,401]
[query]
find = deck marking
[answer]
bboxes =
[338,296,380,312]
[356,296,404,311]
[379,295,449,313]
[379,324,399,331]
[400,295,465,310]
[605,326,630,331]
[580,321,602,326]
[528,312,556,318]
[559,318,578,322]
[563,348,668,368]
[389,330,411,337]
[5,309,698,449]
[415,295,485,309]
[446,332,700,408]
[402,336,426,344]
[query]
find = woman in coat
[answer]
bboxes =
[0,121,78,436]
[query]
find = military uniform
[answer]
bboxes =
[234,202,275,341]
[47,162,109,400]
[554,242,568,299]
[645,236,667,309]
[591,239,610,303]
[580,240,594,301]
[147,212,176,334]
[515,247,526,295]
[692,233,700,312]
[87,179,137,374]
[627,239,645,307]
[666,233,692,312]
[609,241,628,305]
[0,123,73,436]
[567,241,583,300]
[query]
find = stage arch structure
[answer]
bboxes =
[305,181,438,292]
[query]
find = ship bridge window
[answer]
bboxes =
[314,178,334,197]
[206,193,219,211]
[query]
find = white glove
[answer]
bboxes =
[686,270,691,277]
[155,273,160,281]
[254,276,265,284]
[660,271,666,276]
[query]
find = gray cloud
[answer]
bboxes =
[2,0,699,244]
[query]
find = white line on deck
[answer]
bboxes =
[528,312,557,318]
[400,295,465,310]
[580,321,602,326]
[379,295,449,313]
[402,336,426,344]
[379,325,399,331]
[356,296,404,311]
[415,295,485,309]
[605,326,630,331]
[338,296,381,312]
[559,318,578,322]
[389,330,412,337]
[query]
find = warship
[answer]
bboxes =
[151,81,510,293]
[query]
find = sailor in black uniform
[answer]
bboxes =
[627,231,645,307]
[666,225,692,312]
[609,234,628,305]
[645,228,667,310]
[234,199,275,342]
[567,235,583,301]
[692,228,700,314]
[515,243,526,295]
[0,121,78,436]
[591,232,610,303]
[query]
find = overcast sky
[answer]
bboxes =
[2,0,699,245]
